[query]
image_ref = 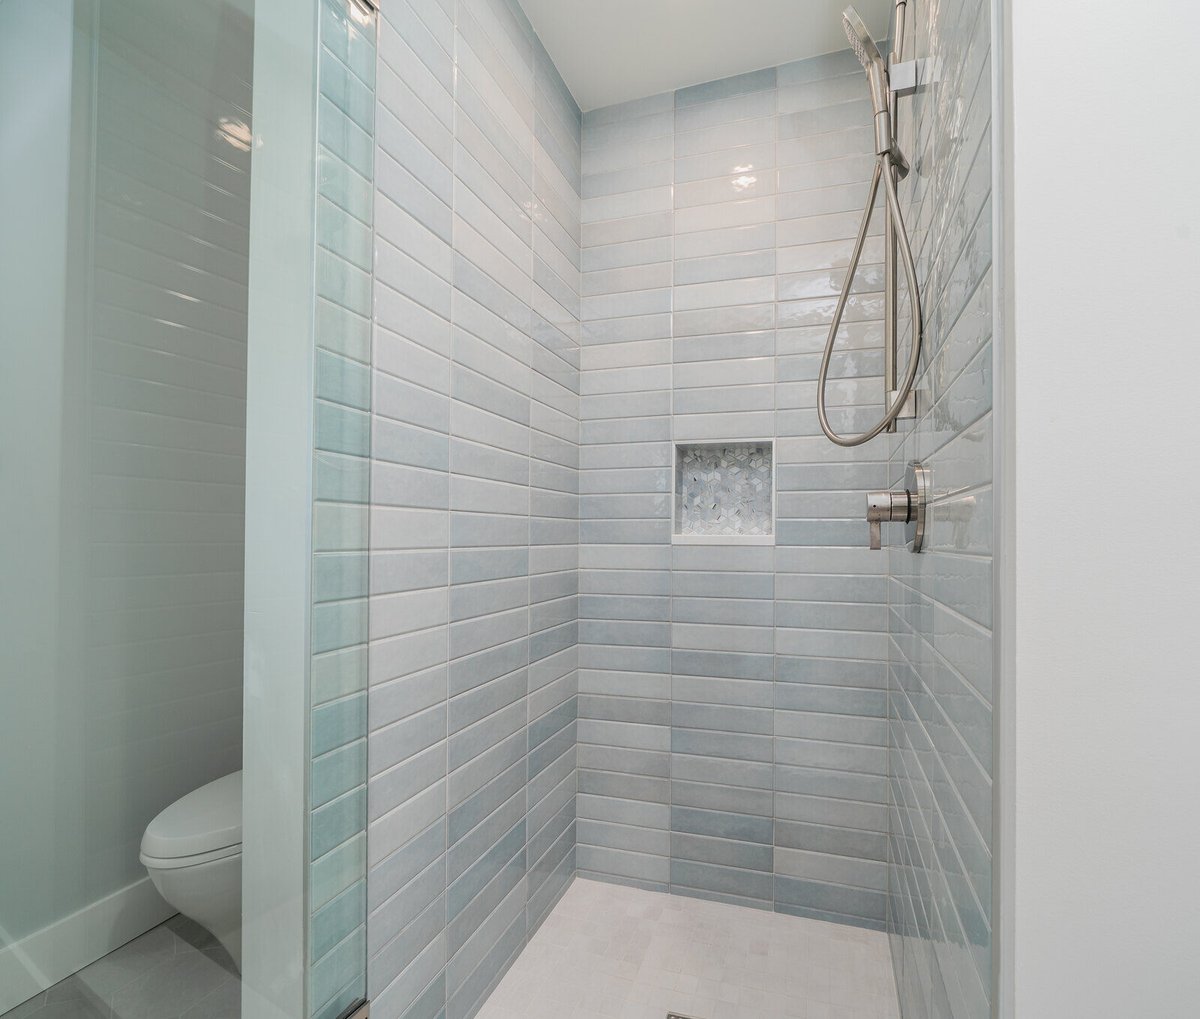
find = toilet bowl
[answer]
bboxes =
[140,770,242,969]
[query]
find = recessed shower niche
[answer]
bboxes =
[673,442,775,543]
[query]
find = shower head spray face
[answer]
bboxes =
[842,5,893,154]
[842,5,882,71]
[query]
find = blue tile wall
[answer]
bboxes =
[886,0,994,1016]
[366,2,580,1017]
[578,52,897,929]
[310,3,378,1018]
[369,5,993,1016]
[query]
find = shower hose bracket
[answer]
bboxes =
[888,388,918,421]
[889,56,941,97]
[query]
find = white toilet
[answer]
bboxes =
[140,770,243,969]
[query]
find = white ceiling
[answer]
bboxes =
[518,0,894,112]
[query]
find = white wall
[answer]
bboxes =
[1007,1,1200,1014]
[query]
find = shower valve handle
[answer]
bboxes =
[865,461,930,552]
[866,491,911,550]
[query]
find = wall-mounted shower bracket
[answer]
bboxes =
[866,461,929,551]
[887,388,918,422]
[889,57,941,97]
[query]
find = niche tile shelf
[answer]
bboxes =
[674,442,774,544]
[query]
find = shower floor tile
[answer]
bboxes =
[476,878,899,1019]
[5,916,239,1019]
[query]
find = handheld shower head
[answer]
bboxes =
[842,5,892,154]
[818,4,922,449]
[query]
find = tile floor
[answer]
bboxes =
[477,878,900,1019]
[4,916,239,1019]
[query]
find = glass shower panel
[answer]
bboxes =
[308,0,376,1016]
[240,0,376,1011]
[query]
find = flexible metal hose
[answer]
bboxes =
[816,149,922,447]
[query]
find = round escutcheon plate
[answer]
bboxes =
[905,460,930,552]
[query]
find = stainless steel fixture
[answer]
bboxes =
[818,2,923,447]
[866,461,929,551]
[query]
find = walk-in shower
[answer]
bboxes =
[818,4,924,447]
[1,0,997,1016]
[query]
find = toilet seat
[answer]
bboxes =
[140,841,240,870]
[140,771,242,869]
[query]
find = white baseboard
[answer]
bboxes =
[0,876,174,1014]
